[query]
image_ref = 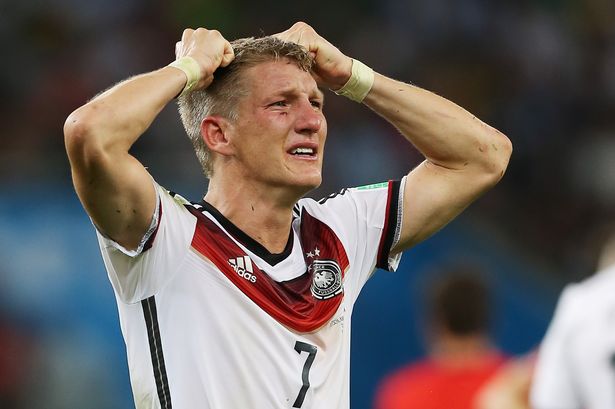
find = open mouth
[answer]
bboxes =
[290,147,316,157]
[286,140,320,162]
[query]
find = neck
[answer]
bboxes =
[428,332,497,368]
[204,176,302,254]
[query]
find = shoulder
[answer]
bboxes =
[294,188,355,229]
[151,184,199,243]
[157,184,191,207]
[547,268,615,334]
[563,264,615,309]
[576,264,615,296]
[296,181,396,217]
[156,184,200,218]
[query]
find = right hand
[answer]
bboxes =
[274,22,352,91]
[175,28,235,90]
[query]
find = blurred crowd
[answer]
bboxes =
[1,0,615,407]
[3,0,615,279]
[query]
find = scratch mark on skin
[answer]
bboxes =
[478,146,485,153]
[464,162,469,166]
[251,204,255,212]
[115,209,121,213]
[132,209,137,214]
[492,143,498,151]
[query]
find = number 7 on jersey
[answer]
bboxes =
[293,341,318,408]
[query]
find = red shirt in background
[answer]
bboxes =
[374,353,506,409]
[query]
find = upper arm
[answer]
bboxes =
[64,111,156,250]
[392,159,501,253]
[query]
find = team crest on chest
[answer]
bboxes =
[310,259,343,300]
[188,204,349,332]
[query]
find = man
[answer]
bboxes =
[531,231,615,409]
[64,22,511,409]
[374,268,507,409]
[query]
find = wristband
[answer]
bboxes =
[169,56,201,97]
[333,59,374,103]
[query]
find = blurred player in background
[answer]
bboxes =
[63,21,511,408]
[531,229,615,409]
[374,267,507,409]
[475,351,534,409]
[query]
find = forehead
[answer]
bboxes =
[244,59,322,98]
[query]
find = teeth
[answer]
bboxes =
[291,147,314,155]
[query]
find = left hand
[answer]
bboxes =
[274,22,353,90]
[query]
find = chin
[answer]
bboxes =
[288,174,322,196]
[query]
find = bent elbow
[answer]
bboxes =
[484,131,512,185]
[64,110,90,151]
[63,108,108,169]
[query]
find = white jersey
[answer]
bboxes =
[531,263,615,409]
[96,179,404,409]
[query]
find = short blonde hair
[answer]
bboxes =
[177,36,313,177]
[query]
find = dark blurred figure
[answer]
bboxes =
[374,268,506,409]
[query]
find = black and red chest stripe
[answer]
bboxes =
[187,205,348,333]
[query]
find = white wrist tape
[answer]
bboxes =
[169,56,201,97]
[333,59,374,103]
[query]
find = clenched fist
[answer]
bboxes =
[274,22,352,91]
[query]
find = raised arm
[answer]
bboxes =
[64,28,233,250]
[276,22,512,253]
[363,73,512,252]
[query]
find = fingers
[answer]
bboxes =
[175,28,232,61]
[176,28,195,59]
[174,27,235,89]
[275,22,352,90]
[181,28,195,43]
[275,21,316,51]
[220,41,235,67]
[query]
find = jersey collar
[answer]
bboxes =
[198,201,295,266]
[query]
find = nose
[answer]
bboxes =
[294,100,323,135]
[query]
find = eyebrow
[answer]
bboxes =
[271,87,325,102]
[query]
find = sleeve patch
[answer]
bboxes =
[355,181,389,191]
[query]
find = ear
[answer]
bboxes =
[200,116,235,156]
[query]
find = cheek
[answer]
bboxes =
[253,112,293,136]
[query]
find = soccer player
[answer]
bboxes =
[531,231,615,409]
[374,269,507,409]
[64,22,511,409]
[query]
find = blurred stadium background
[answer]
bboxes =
[1,0,614,407]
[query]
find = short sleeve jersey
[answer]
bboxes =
[531,263,615,409]
[96,179,404,409]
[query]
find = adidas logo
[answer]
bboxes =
[228,256,257,283]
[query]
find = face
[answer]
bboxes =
[227,59,327,197]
